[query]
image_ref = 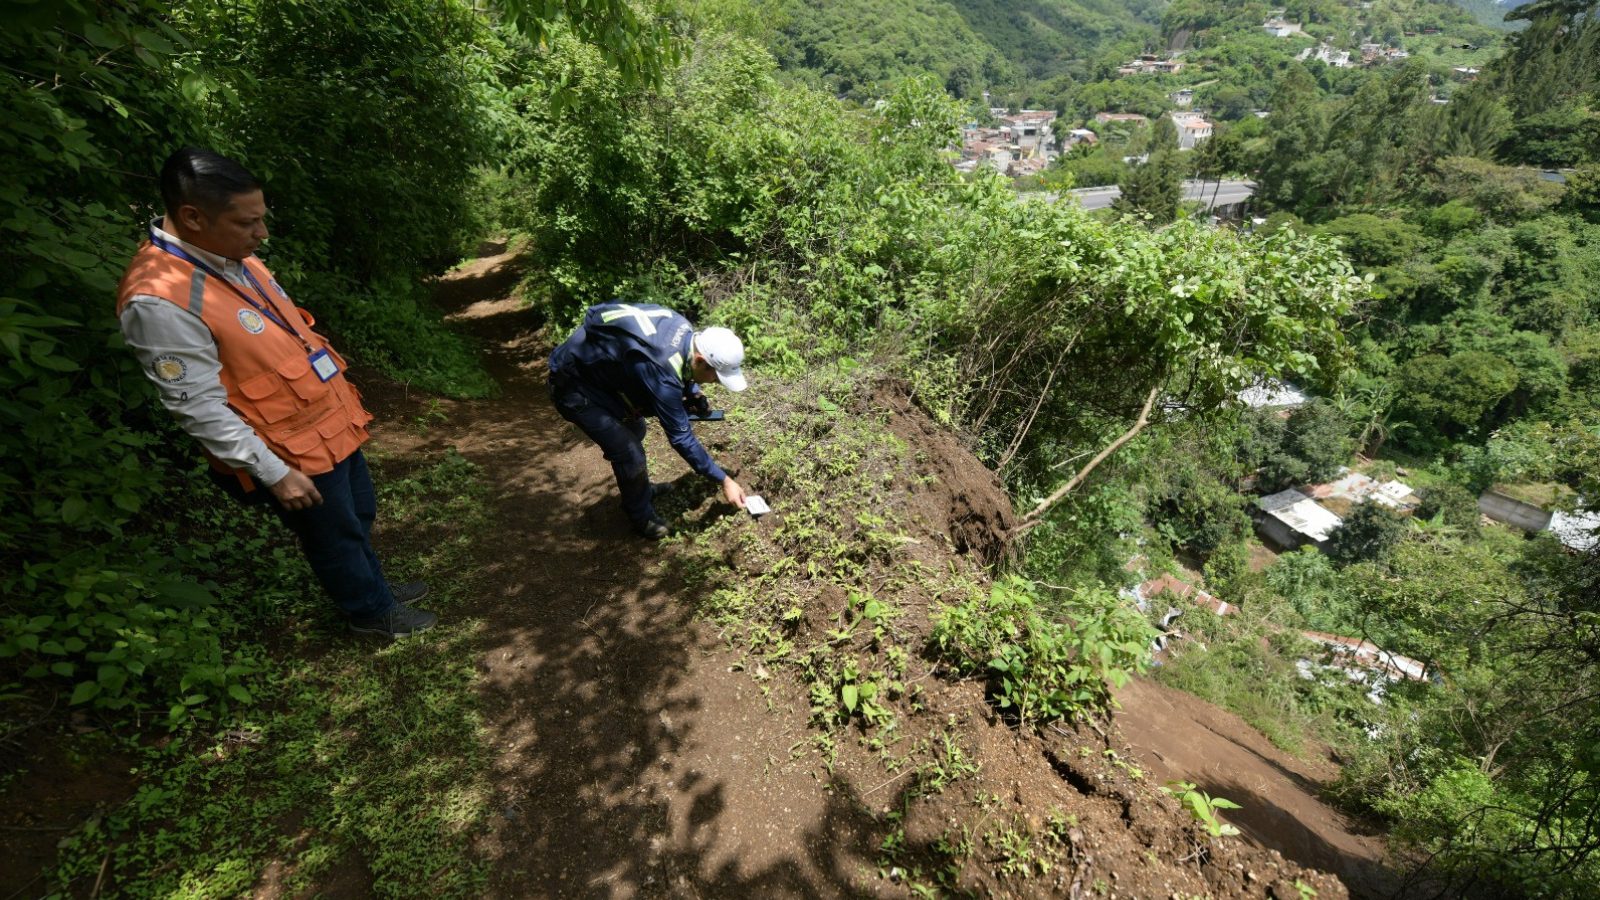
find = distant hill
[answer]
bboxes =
[1449,0,1530,28]
[768,0,1161,98]
[946,0,1164,78]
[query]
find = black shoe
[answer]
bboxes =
[391,581,428,605]
[635,517,670,540]
[350,604,439,638]
[650,481,675,499]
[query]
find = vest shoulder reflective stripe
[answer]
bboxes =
[117,242,374,477]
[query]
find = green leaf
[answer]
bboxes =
[151,581,217,609]
[69,681,101,705]
[841,683,858,712]
[60,496,87,524]
[226,684,253,704]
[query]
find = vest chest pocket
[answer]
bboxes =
[238,370,298,424]
[277,355,331,402]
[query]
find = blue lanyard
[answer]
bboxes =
[149,232,310,348]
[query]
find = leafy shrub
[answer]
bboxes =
[931,577,1154,722]
[1327,502,1408,565]
[1414,483,1482,535]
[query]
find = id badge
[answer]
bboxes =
[308,349,340,382]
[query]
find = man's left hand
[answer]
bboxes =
[686,393,711,418]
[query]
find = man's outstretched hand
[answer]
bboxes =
[270,468,324,511]
[722,476,747,508]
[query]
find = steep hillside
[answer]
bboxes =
[1450,0,1532,27]
[770,0,1015,97]
[946,0,1164,78]
[768,0,1161,96]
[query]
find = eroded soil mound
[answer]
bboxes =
[873,383,1016,566]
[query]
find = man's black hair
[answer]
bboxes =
[159,147,261,214]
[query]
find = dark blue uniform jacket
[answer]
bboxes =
[549,303,725,482]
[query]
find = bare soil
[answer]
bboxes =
[1115,678,1400,899]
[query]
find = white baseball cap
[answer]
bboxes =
[694,327,747,392]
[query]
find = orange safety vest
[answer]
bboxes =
[116,241,373,488]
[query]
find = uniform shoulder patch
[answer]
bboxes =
[237,308,266,334]
[152,354,187,383]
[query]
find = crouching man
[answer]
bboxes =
[548,303,748,538]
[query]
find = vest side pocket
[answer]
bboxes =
[282,428,324,457]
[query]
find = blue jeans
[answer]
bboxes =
[215,449,397,619]
[549,379,655,526]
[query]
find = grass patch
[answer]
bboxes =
[46,450,492,898]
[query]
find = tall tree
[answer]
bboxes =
[1256,64,1327,216]
[1115,116,1182,224]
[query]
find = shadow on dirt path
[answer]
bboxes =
[367,243,882,898]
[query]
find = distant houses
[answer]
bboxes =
[1118,54,1184,76]
[1298,41,1408,68]
[1307,469,1417,513]
[1262,18,1304,38]
[1254,468,1417,552]
[955,108,1059,177]
[1094,112,1149,127]
[1237,378,1308,411]
[1256,488,1344,551]
[1298,43,1353,67]
[1064,128,1098,149]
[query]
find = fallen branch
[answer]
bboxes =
[1014,385,1159,533]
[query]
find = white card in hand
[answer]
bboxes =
[744,494,771,517]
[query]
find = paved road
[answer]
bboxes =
[1032,179,1257,211]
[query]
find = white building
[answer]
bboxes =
[1237,378,1307,410]
[1256,489,1343,550]
[1170,111,1214,150]
[1299,44,1353,68]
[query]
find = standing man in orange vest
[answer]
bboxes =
[116,148,437,639]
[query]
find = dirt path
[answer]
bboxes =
[368,244,880,897]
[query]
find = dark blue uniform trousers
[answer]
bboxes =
[216,449,397,619]
[550,380,656,526]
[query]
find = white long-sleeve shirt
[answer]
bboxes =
[120,220,291,487]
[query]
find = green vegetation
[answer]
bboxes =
[8,0,1600,896]
[44,449,492,897]
[931,577,1154,722]
[1163,781,1243,838]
